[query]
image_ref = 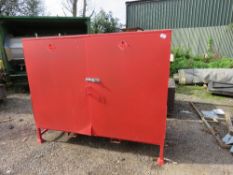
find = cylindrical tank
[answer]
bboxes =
[4,37,24,61]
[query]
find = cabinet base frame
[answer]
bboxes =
[36,128,165,166]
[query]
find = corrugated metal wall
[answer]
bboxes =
[126,0,233,29]
[126,0,233,57]
[172,26,233,58]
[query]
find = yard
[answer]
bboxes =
[0,87,233,175]
[0,0,233,175]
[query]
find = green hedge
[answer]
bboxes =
[170,48,233,75]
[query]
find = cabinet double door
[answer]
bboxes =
[25,31,170,145]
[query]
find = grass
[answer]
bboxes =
[171,47,233,103]
[176,85,228,101]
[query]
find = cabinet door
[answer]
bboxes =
[86,31,171,144]
[24,37,91,134]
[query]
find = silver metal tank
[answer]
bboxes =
[4,37,24,61]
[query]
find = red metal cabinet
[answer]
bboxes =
[23,30,171,165]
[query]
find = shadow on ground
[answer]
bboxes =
[44,99,233,165]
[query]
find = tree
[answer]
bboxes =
[62,0,94,17]
[20,0,45,16]
[62,0,78,17]
[82,0,86,17]
[91,10,121,34]
[0,0,44,16]
[0,0,20,16]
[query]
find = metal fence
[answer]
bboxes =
[172,25,233,58]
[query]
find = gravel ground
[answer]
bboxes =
[0,92,233,175]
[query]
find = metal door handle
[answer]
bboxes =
[85,77,101,83]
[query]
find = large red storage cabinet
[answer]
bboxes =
[23,30,171,165]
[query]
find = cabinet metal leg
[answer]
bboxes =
[36,128,44,144]
[157,144,164,166]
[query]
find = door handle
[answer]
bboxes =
[85,77,101,83]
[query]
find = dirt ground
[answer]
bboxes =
[0,90,233,175]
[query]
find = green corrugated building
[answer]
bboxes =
[126,0,233,57]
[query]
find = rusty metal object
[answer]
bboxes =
[187,101,233,108]
[225,114,233,135]
[190,102,231,149]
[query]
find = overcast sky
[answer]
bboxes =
[45,0,135,24]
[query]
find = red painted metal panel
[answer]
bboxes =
[23,30,171,165]
[23,38,91,134]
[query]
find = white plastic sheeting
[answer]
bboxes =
[174,69,233,85]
